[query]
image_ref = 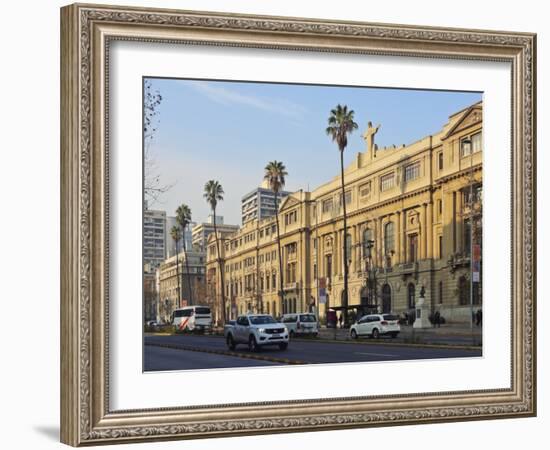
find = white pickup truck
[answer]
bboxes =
[224,314,289,351]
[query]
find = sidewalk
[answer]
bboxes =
[314,323,482,347]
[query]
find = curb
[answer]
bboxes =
[292,337,481,351]
[145,341,308,365]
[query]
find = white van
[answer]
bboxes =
[172,306,212,332]
[281,313,319,337]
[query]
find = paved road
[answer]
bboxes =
[144,334,481,371]
[144,344,278,371]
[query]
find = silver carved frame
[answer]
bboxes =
[60,3,536,446]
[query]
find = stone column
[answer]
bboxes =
[333,231,338,276]
[378,216,384,267]
[456,189,463,253]
[427,202,434,259]
[402,210,407,263]
[421,203,427,260]
[396,211,401,264]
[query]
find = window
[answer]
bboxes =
[460,136,472,157]
[438,199,443,216]
[359,181,371,197]
[322,198,333,213]
[472,131,482,153]
[325,254,332,278]
[272,273,276,291]
[362,228,373,257]
[384,222,395,255]
[404,162,420,182]
[439,235,443,259]
[338,191,352,207]
[408,283,416,309]
[439,281,443,304]
[438,152,444,171]
[380,172,395,191]
[345,234,352,264]
[408,233,418,262]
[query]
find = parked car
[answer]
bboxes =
[349,314,400,339]
[281,313,319,337]
[224,314,289,351]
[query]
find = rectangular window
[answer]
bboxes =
[408,234,418,263]
[322,198,333,213]
[438,152,444,171]
[439,235,443,259]
[404,162,420,182]
[380,173,395,191]
[325,254,332,278]
[472,131,482,153]
[460,136,471,157]
[359,181,371,197]
[438,199,443,216]
[338,191,352,206]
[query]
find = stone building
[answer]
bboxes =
[206,101,483,324]
[158,250,207,322]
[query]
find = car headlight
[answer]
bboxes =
[258,328,266,334]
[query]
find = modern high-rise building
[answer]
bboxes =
[143,208,166,275]
[241,180,291,225]
[191,215,239,252]
[165,216,195,258]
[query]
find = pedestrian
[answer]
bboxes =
[434,310,441,328]
[476,309,482,327]
[338,313,343,329]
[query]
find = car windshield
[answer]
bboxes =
[299,314,316,322]
[249,315,277,325]
[383,314,399,321]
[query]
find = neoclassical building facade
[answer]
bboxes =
[206,101,482,324]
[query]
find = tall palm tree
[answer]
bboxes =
[203,180,227,324]
[264,161,288,316]
[170,226,182,308]
[176,204,193,305]
[326,104,358,326]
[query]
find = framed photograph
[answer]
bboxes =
[60,3,536,446]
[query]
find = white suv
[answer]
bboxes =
[224,314,289,351]
[281,313,319,337]
[350,314,400,339]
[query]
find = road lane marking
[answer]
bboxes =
[354,351,399,357]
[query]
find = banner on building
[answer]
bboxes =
[319,288,327,304]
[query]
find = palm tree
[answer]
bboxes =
[176,204,193,305]
[203,180,227,324]
[326,104,358,326]
[264,160,288,316]
[170,226,182,308]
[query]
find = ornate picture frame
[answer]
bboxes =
[60,3,536,446]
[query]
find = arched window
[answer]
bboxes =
[459,276,469,305]
[384,222,395,255]
[408,282,416,309]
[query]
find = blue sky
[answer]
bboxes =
[146,78,481,225]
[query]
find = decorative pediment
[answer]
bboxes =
[278,194,300,211]
[442,105,482,140]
